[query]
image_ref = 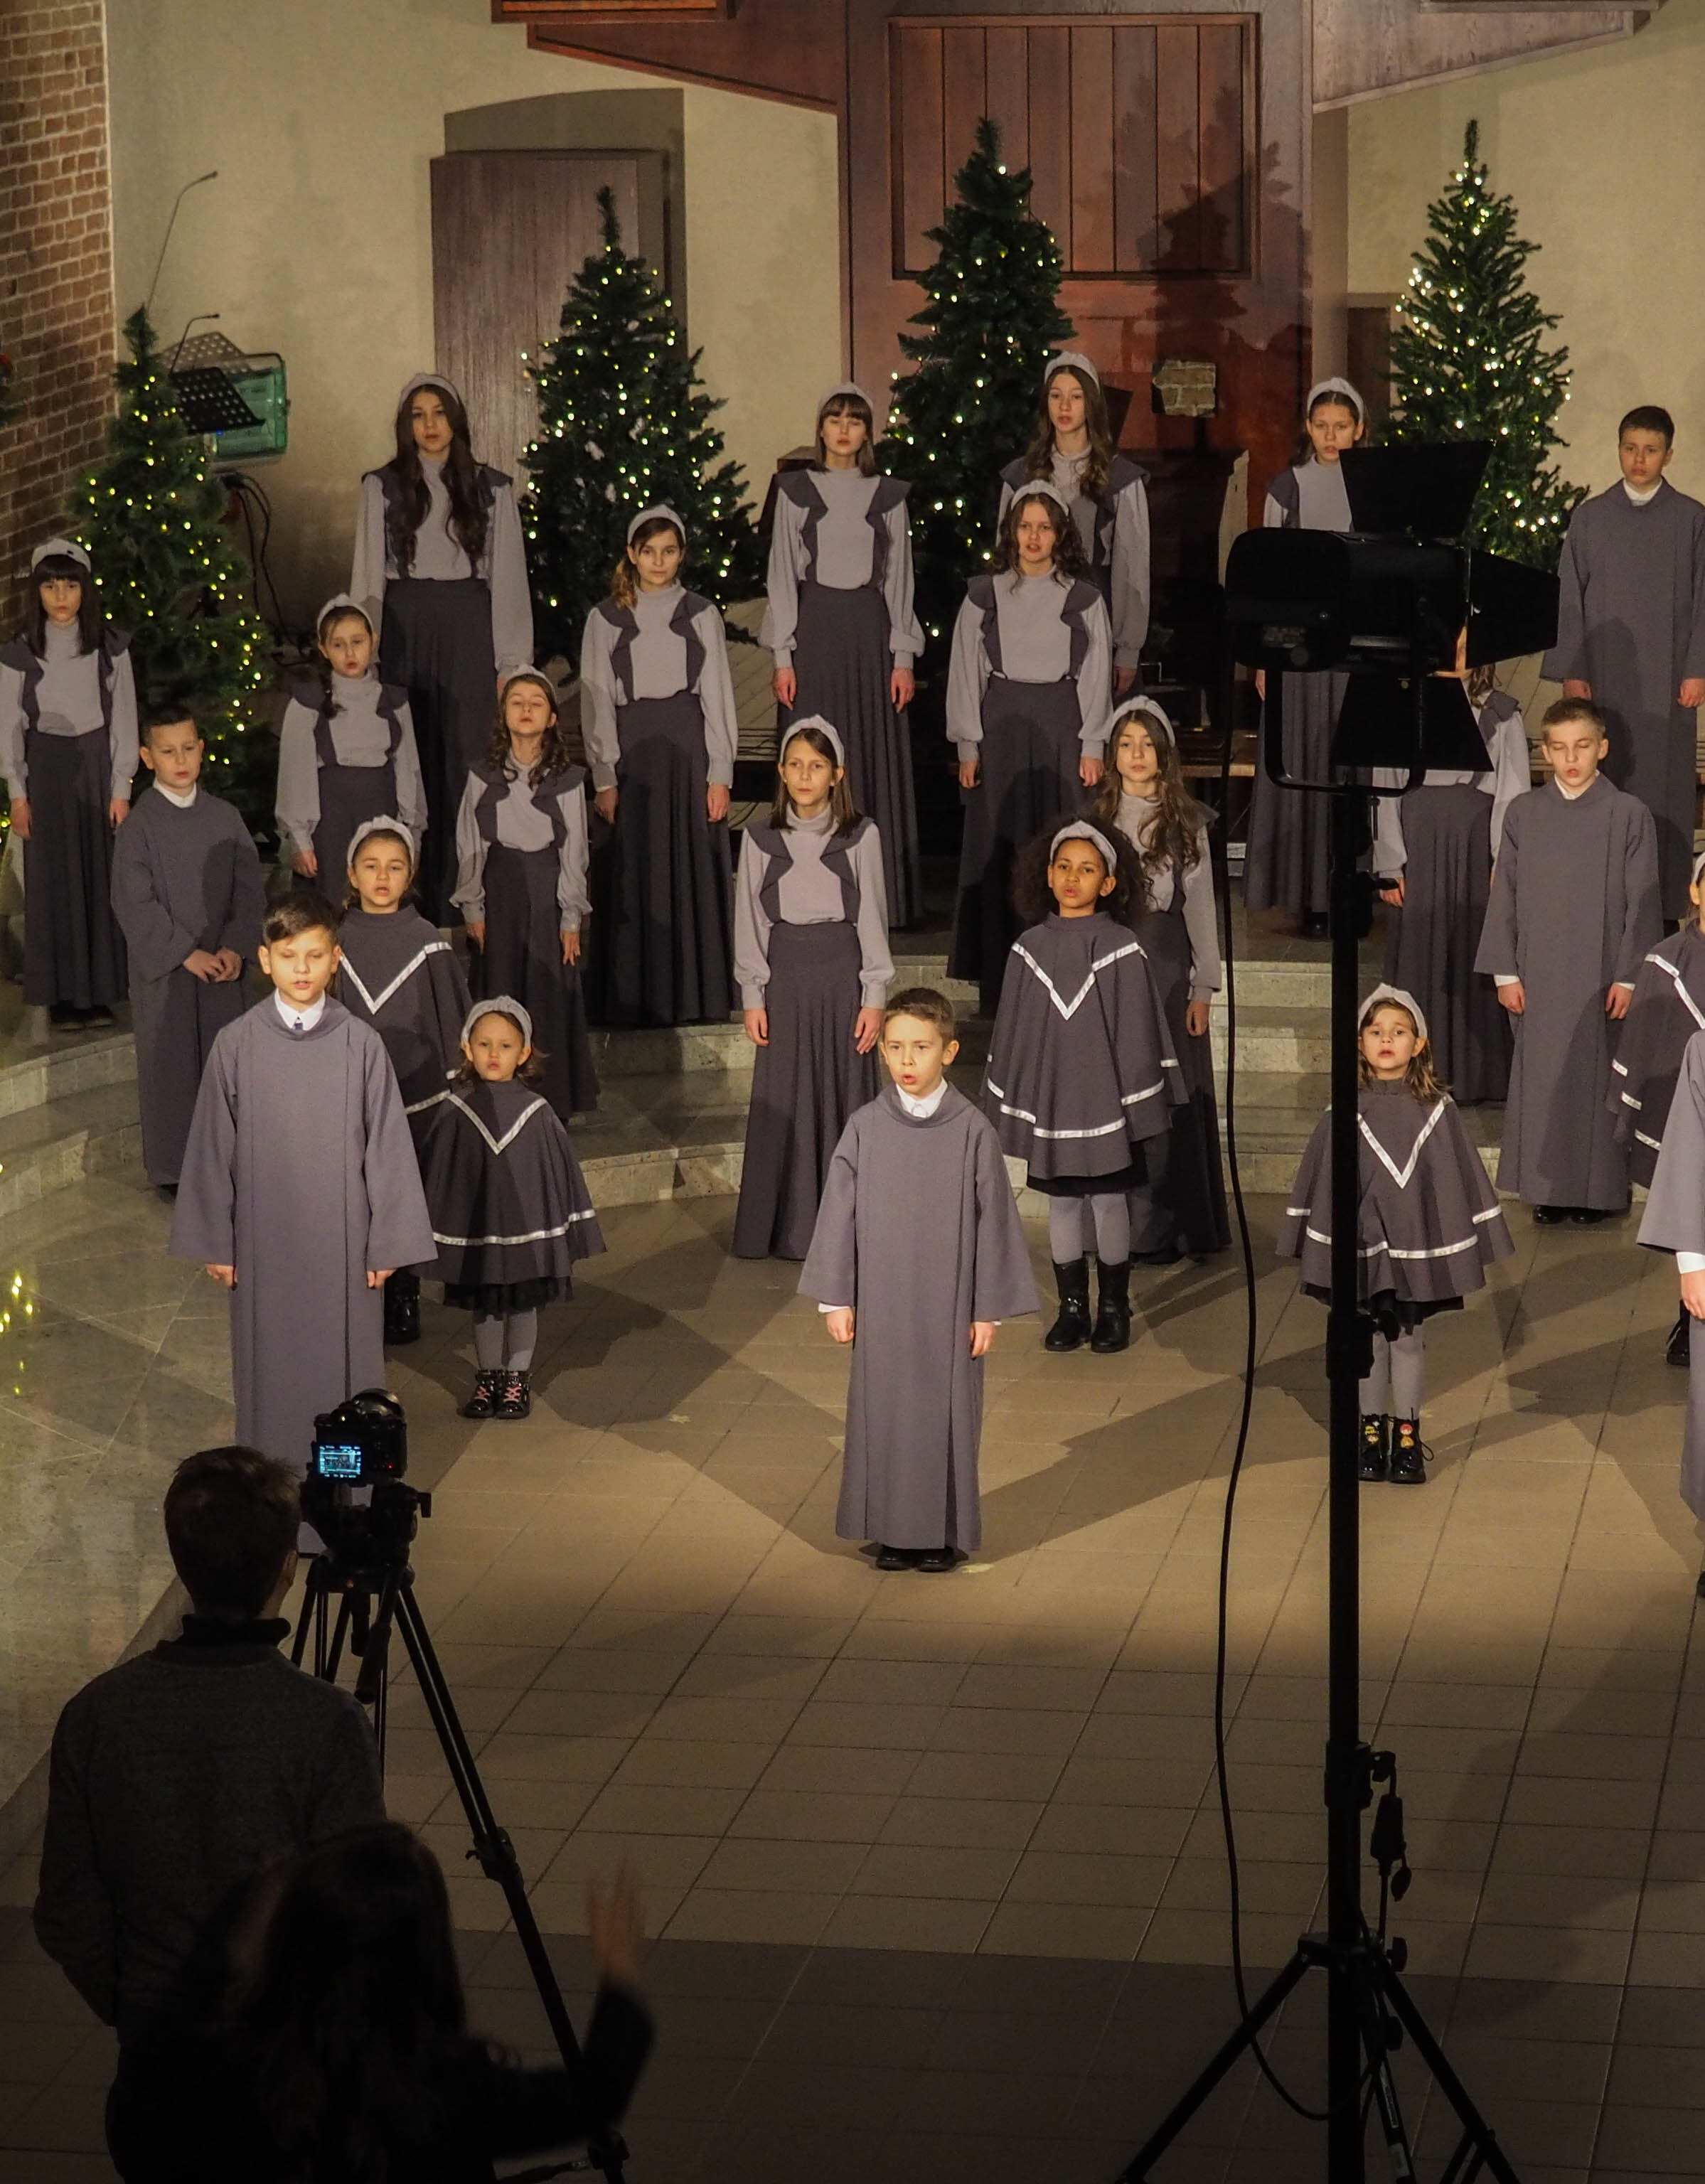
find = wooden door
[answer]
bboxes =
[429,152,643,483]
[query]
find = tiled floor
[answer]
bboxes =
[4,1176,1705,2175]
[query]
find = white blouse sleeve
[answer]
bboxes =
[758,494,805,664]
[1107,478,1151,671]
[883,500,924,664]
[1488,705,1530,863]
[732,834,772,1010]
[556,779,590,930]
[392,702,427,842]
[0,663,25,794]
[351,473,390,629]
[486,481,535,680]
[695,606,739,788]
[448,774,488,923]
[1181,829,1222,998]
[851,824,894,1005]
[274,700,323,857]
[945,597,990,762]
[107,651,139,801]
[577,613,621,793]
[1075,596,1113,756]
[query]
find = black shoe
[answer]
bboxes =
[383,1272,421,1346]
[1388,1417,1429,1484]
[1090,1257,1131,1354]
[1669,1309,1692,1369]
[460,1369,502,1420]
[81,1007,114,1030]
[48,1005,84,1033]
[1568,1207,1610,1225]
[1044,1258,1093,1352]
[916,1545,958,1573]
[1358,1415,1389,1482]
[1532,1205,1568,1226]
[874,1543,917,1571]
[494,1369,532,1420]
[1131,1240,1184,1268]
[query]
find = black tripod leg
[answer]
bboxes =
[1113,1950,1313,2182]
[1357,1975,1417,2183]
[1373,1959,1519,2184]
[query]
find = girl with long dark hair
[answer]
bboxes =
[946,483,1111,1014]
[351,375,533,922]
[998,351,1150,695]
[761,383,924,925]
[0,537,134,1029]
[276,598,425,890]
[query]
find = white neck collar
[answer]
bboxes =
[1624,478,1663,506]
[895,1080,948,1120]
[152,781,198,809]
[274,990,328,1032]
[1556,775,1598,801]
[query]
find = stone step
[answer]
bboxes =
[0,1078,144,1216]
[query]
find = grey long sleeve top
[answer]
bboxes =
[351,459,534,677]
[759,470,924,663]
[577,584,739,793]
[0,627,138,798]
[451,769,591,930]
[274,675,427,856]
[945,573,1113,761]
[1116,790,1222,1000]
[998,451,1151,668]
[733,808,894,1009]
[1372,697,1531,877]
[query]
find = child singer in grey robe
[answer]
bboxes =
[1636,1029,1705,1561]
[761,385,924,926]
[801,987,1038,1571]
[109,703,264,1189]
[1475,698,1661,1221]
[170,891,436,1477]
[1543,405,1705,919]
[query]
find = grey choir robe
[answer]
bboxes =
[1637,1031,1705,1517]
[1473,774,1662,1209]
[336,906,471,1120]
[799,1083,1039,1553]
[1609,924,1705,1186]
[998,451,1151,670]
[1542,479,1705,917]
[351,457,534,678]
[169,997,437,1474]
[109,786,265,1187]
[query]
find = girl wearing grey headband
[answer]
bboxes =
[998,353,1151,692]
[350,375,535,923]
[759,386,925,925]
[0,539,134,1029]
[1244,375,1369,936]
[945,486,1113,1014]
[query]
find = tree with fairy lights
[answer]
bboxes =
[68,306,270,819]
[882,118,1073,651]
[1387,120,1583,570]
[522,190,761,660]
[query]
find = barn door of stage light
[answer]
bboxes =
[429,152,646,486]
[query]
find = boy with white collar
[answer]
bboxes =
[109,700,265,1190]
[1544,405,1705,921]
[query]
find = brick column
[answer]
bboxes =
[0,1,117,632]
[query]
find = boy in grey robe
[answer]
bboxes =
[109,703,265,1189]
[1636,1029,1705,1575]
[170,891,436,1477]
[800,987,1039,1571]
[1543,405,1705,919]
[1475,698,1662,1220]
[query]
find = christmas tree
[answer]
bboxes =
[68,306,270,816]
[1387,119,1583,569]
[522,190,762,661]
[882,118,1074,649]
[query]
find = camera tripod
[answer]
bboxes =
[294,1524,629,2184]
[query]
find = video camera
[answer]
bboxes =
[303,1388,429,1582]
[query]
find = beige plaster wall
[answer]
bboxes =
[105,0,840,622]
[1346,0,1705,500]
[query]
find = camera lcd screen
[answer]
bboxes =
[315,1443,365,1481]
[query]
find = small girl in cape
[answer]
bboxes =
[1278,986,1512,1484]
[418,997,605,1423]
[732,717,892,1260]
[982,821,1181,1356]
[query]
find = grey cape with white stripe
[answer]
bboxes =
[1610,925,1705,1188]
[1277,1081,1512,1312]
[1636,1031,1705,1516]
[336,905,471,1128]
[982,911,1182,1184]
[419,1078,604,1290]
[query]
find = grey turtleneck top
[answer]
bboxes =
[732,807,894,1010]
[945,572,1112,761]
[274,674,427,857]
[577,584,740,793]
[450,768,591,931]
[1372,697,1532,877]
[0,625,138,798]
[351,456,534,678]
[997,450,1151,668]
[759,469,924,664]
[1264,457,1353,533]
[1116,789,1222,1000]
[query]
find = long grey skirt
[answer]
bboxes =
[474,841,599,1118]
[733,921,877,1260]
[380,576,494,926]
[311,757,397,902]
[1243,669,1345,919]
[22,727,126,1009]
[1381,782,1510,1105]
[1133,898,1231,1253]
[599,690,734,1028]
[783,583,920,928]
[949,675,1083,1015]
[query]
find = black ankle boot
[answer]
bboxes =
[1388,1417,1428,1485]
[1669,1308,1691,1369]
[494,1369,532,1420]
[383,1270,421,1346]
[1089,1257,1131,1354]
[1358,1415,1389,1482]
[1044,1258,1092,1352]
[460,1369,502,1420]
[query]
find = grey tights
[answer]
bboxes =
[1359,1327,1425,1419]
[473,1308,538,1372]
[1047,1194,1132,1265]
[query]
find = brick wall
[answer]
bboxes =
[0,1,116,633]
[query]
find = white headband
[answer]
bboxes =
[1050,822,1122,873]
[345,816,415,870]
[463,995,533,1051]
[1694,849,1705,887]
[1307,375,1366,423]
[1044,350,1101,389]
[782,714,845,769]
[32,537,90,572]
[1110,696,1175,750]
[501,668,557,707]
[316,593,375,639]
[1360,983,1429,1047]
[1010,480,1074,522]
[818,380,884,435]
[627,504,686,546]
[397,372,463,411]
